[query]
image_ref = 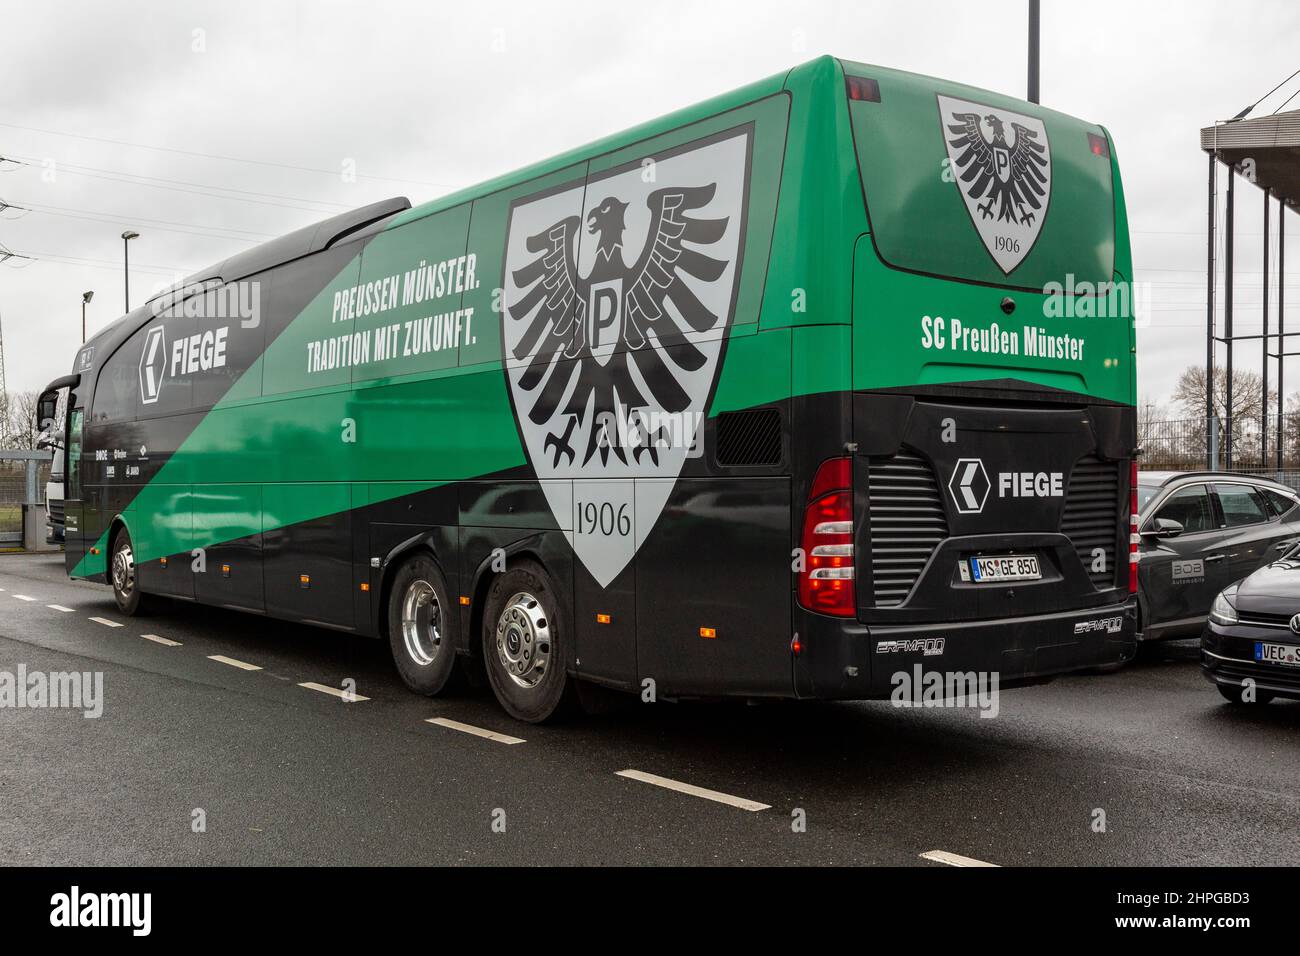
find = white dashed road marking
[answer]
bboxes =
[298,682,369,702]
[13,594,35,602]
[920,850,999,868]
[47,604,74,612]
[88,616,122,627]
[615,769,770,812]
[141,634,182,647]
[207,654,261,671]
[426,716,525,745]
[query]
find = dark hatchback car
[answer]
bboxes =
[1136,472,1300,640]
[1202,551,1300,704]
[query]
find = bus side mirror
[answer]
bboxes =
[36,390,59,431]
[35,389,61,450]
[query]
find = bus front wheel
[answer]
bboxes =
[109,527,147,616]
[387,553,458,696]
[482,559,572,723]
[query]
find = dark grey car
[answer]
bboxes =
[1136,472,1300,641]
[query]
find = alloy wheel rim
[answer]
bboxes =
[495,591,550,689]
[111,543,135,596]
[400,579,442,667]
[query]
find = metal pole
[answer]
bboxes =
[81,300,86,344]
[24,457,36,506]
[123,235,130,313]
[1207,154,1217,470]
[1225,167,1236,470]
[1027,0,1040,104]
[1263,191,1271,467]
[1280,201,1287,470]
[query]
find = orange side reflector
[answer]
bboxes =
[699,627,717,639]
[359,582,369,592]
[221,564,231,574]
[159,556,168,566]
[596,613,612,624]
[459,596,470,606]
[90,548,100,556]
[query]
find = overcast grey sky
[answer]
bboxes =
[2,0,1297,412]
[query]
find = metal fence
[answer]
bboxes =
[0,451,51,546]
[1140,416,1300,488]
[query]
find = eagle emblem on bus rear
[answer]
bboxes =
[502,128,751,587]
[937,95,1052,274]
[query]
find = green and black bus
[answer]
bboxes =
[39,56,1138,722]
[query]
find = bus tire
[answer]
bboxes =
[387,554,458,696]
[482,559,572,723]
[109,526,148,616]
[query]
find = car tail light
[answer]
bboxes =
[1128,458,1139,594]
[798,457,856,617]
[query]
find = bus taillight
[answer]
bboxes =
[798,457,856,617]
[1128,458,1139,594]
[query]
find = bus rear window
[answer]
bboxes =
[843,62,1116,291]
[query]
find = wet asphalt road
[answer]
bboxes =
[0,552,1297,866]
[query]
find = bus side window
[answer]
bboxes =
[260,244,363,397]
[190,275,269,408]
[67,409,83,500]
[91,334,142,424]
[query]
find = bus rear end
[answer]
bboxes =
[795,61,1138,699]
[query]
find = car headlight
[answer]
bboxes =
[1209,589,1239,626]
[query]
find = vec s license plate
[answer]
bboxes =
[1255,641,1300,667]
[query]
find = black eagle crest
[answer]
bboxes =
[508,184,730,467]
[946,112,1047,226]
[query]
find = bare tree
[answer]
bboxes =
[5,391,39,449]
[1171,365,1275,422]
[1166,366,1280,468]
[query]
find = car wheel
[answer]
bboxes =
[109,526,148,616]
[482,558,572,723]
[1216,682,1275,705]
[387,553,458,696]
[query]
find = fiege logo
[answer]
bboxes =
[948,459,1065,515]
[49,886,151,936]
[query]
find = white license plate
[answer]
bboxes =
[970,554,1041,582]
[1255,641,1300,667]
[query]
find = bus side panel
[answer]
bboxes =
[574,560,637,690]
[133,484,194,600]
[193,484,264,613]
[262,483,353,628]
[634,476,791,697]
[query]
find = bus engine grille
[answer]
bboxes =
[867,451,948,606]
[1060,454,1121,589]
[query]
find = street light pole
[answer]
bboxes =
[121,230,139,312]
[1028,0,1040,104]
[81,290,94,343]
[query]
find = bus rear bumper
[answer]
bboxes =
[793,598,1138,700]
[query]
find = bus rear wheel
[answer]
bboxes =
[109,527,147,616]
[387,553,458,696]
[482,559,572,723]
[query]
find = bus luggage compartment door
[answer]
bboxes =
[853,392,1132,623]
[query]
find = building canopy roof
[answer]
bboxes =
[1202,110,1300,206]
